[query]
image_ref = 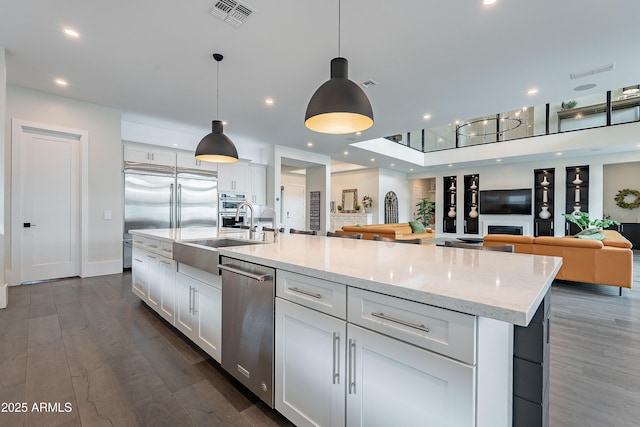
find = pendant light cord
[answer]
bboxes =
[216,60,220,120]
[338,0,341,57]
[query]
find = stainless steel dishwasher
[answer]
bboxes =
[218,256,275,407]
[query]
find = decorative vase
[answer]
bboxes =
[572,205,581,215]
[470,180,478,190]
[449,181,456,191]
[468,206,478,218]
[538,206,551,219]
[541,175,550,186]
[448,207,457,218]
[572,174,583,185]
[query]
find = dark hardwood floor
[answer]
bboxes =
[0,251,638,426]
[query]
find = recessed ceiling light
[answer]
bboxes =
[423,114,431,120]
[370,158,375,162]
[556,152,563,156]
[527,88,538,95]
[355,131,362,136]
[265,98,274,105]
[222,120,228,125]
[63,28,79,38]
[448,164,453,168]
[307,142,313,147]
[343,150,349,155]
[173,143,178,146]
[55,78,68,87]
[409,168,414,172]
[483,0,497,5]
[496,158,502,162]
[390,163,395,167]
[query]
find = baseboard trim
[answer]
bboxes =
[82,260,123,278]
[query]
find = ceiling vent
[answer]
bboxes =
[570,63,614,80]
[210,0,255,27]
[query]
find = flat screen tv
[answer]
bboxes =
[479,189,532,215]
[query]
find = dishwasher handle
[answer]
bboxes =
[217,263,272,282]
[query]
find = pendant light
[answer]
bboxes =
[195,53,239,163]
[304,0,373,134]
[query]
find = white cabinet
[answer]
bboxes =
[176,152,218,172]
[218,161,248,193]
[131,245,149,300]
[124,145,175,167]
[330,213,373,231]
[175,265,222,362]
[248,164,267,205]
[275,298,346,427]
[345,324,475,427]
[132,236,177,325]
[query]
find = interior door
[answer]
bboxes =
[283,184,306,231]
[21,130,80,282]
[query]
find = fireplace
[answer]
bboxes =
[482,220,530,236]
[487,225,523,235]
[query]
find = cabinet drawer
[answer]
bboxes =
[347,288,476,364]
[276,271,346,319]
[159,241,173,258]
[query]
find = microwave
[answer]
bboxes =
[219,193,247,211]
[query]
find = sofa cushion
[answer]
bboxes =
[601,229,633,248]
[534,236,603,249]
[408,220,426,233]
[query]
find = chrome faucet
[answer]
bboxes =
[236,202,255,240]
[260,207,279,243]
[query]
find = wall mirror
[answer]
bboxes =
[342,189,358,212]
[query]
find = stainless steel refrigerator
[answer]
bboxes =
[123,163,218,268]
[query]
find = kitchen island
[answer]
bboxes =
[130,228,562,427]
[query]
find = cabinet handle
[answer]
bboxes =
[147,255,157,259]
[160,260,171,265]
[333,332,340,385]
[348,339,356,394]
[151,153,155,161]
[192,288,198,314]
[370,311,430,333]
[134,258,143,263]
[289,286,322,299]
[188,285,194,313]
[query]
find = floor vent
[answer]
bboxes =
[210,0,255,27]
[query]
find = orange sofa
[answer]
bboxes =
[336,223,435,242]
[483,230,633,292]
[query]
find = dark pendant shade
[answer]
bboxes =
[195,120,238,163]
[305,57,374,134]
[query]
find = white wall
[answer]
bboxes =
[379,168,409,223]
[331,169,379,221]
[6,85,123,279]
[0,48,6,287]
[603,161,640,223]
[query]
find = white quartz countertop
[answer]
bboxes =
[131,228,562,326]
[130,227,249,242]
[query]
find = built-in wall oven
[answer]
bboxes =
[219,193,247,229]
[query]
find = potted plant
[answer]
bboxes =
[561,212,619,239]
[337,205,342,212]
[355,205,361,212]
[415,197,436,226]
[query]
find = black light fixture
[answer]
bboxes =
[195,53,239,163]
[305,0,373,135]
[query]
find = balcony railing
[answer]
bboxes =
[385,85,640,153]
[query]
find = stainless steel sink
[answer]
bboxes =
[173,238,262,274]
[186,238,262,248]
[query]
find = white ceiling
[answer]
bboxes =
[2,0,639,171]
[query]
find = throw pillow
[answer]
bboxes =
[408,221,426,233]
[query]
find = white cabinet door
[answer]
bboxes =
[275,298,346,427]
[146,253,161,310]
[131,246,149,300]
[124,145,175,167]
[175,272,196,336]
[218,162,248,192]
[159,258,177,324]
[249,164,267,205]
[345,324,475,427]
[195,281,222,362]
[177,153,218,172]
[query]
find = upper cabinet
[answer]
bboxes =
[218,161,249,193]
[248,164,267,205]
[176,153,217,172]
[124,145,175,167]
